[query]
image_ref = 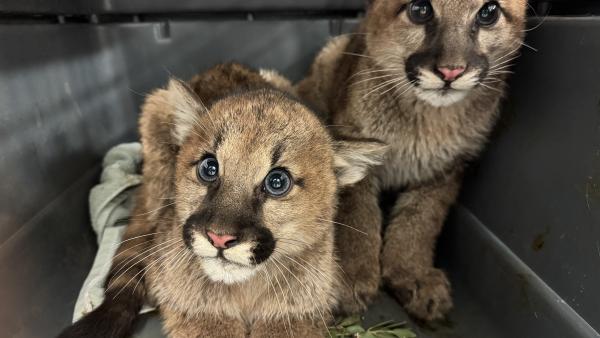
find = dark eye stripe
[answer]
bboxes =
[271,142,285,167]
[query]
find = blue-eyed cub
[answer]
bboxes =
[58,63,387,338]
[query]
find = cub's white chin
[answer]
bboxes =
[414,88,468,107]
[201,257,257,284]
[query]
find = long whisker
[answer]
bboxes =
[490,54,520,70]
[350,73,398,87]
[133,245,185,296]
[341,52,373,59]
[274,249,334,289]
[523,4,549,33]
[394,80,417,100]
[276,254,332,338]
[129,201,176,218]
[492,45,521,65]
[112,232,164,249]
[349,67,403,81]
[108,237,181,288]
[362,77,408,100]
[520,41,538,52]
[259,268,290,337]
[269,259,295,338]
[380,79,413,97]
[488,70,514,76]
[316,217,368,236]
[478,82,503,93]
[114,243,182,299]
[490,61,518,71]
[156,244,189,277]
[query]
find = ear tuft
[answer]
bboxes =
[165,78,205,145]
[333,139,388,186]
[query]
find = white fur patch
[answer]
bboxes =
[222,242,254,266]
[191,232,257,284]
[191,232,218,257]
[415,68,479,107]
[201,258,257,284]
[418,69,446,89]
[414,88,468,107]
[451,71,480,91]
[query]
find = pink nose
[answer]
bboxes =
[206,231,238,249]
[437,67,466,82]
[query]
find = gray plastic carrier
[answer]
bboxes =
[1,1,599,337]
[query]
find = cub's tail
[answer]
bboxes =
[58,215,155,338]
[57,287,144,338]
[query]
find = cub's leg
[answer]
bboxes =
[161,309,247,338]
[335,176,382,314]
[250,318,326,338]
[381,170,461,321]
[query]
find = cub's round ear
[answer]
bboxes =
[165,78,207,145]
[333,139,388,186]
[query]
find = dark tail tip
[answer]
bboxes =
[57,294,142,338]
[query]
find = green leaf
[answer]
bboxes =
[371,332,397,338]
[359,332,377,338]
[345,325,366,334]
[383,322,408,330]
[371,320,394,330]
[327,328,344,337]
[390,328,417,338]
[329,316,415,338]
[339,315,362,327]
[369,320,395,330]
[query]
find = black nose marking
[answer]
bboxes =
[251,228,275,265]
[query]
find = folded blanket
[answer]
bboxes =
[73,142,156,322]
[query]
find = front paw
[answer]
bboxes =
[384,267,452,321]
[336,266,381,315]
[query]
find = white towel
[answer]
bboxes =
[73,142,155,322]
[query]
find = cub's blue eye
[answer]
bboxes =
[264,169,292,197]
[408,0,434,25]
[477,1,501,27]
[197,156,219,182]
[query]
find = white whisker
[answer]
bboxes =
[342,52,373,59]
[520,41,538,52]
[316,217,368,236]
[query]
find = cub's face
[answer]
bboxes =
[166,85,385,284]
[365,0,527,106]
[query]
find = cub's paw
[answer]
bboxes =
[336,268,381,315]
[385,267,452,321]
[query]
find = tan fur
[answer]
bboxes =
[103,63,386,338]
[297,0,527,321]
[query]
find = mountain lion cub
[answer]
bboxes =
[59,63,386,338]
[298,0,527,321]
